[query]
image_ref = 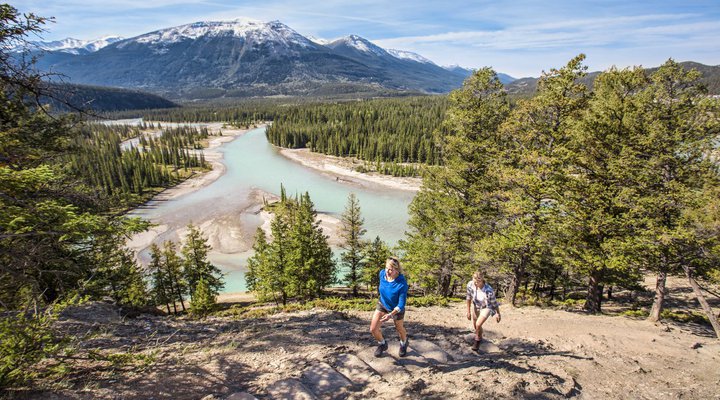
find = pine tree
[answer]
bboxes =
[502,55,590,307]
[340,193,367,296]
[629,60,720,321]
[148,243,172,314]
[560,65,648,312]
[362,236,390,291]
[190,279,216,317]
[402,68,510,296]
[181,223,224,300]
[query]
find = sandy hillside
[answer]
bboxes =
[11,281,720,400]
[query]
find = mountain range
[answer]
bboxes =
[32,19,511,99]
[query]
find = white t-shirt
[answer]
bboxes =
[466,280,488,309]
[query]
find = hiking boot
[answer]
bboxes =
[399,338,409,357]
[374,341,388,357]
[472,339,481,352]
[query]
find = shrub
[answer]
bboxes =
[620,309,649,318]
[0,310,63,388]
[661,310,710,325]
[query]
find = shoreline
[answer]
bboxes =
[125,122,345,274]
[150,123,266,201]
[279,147,422,192]
[125,123,265,266]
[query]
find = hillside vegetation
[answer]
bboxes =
[42,83,177,112]
[2,5,719,398]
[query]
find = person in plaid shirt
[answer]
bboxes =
[466,271,501,351]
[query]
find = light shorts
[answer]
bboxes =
[473,304,495,318]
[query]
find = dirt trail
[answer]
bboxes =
[14,297,719,400]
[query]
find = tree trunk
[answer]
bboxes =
[607,286,613,300]
[584,269,603,313]
[438,259,453,297]
[648,271,667,322]
[506,255,526,307]
[521,279,529,303]
[683,265,720,339]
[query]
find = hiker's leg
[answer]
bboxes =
[370,310,385,342]
[475,308,491,341]
[393,318,407,342]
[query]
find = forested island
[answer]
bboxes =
[2,4,719,399]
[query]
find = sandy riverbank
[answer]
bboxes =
[152,123,263,201]
[279,148,422,192]
[125,123,266,267]
[125,122,344,272]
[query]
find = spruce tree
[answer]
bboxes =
[340,193,367,296]
[630,60,720,321]
[190,279,216,317]
[148,243,172,314]
[181,223,224,300]
[402,68,510,296]
[162,241,187,313]
[362,236,390,291]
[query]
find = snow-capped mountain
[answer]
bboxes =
[327,35,389,57]
[29,36,123,54]
[306,35,330,46]
[32,19,471,97]
[387,49,435,65]
[127,19,316,49]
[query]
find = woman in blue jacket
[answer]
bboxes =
[369,257,409,357]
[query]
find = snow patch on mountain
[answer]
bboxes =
[330,35,388,56]
[26,36,123,54]
[307,35,330,46]
[129,19,316,49]
[387,49,436,65]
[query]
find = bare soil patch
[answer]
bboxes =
[7,278,719,400]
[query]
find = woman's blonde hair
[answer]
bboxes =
[472,270,485,285]
[385,256,403,274]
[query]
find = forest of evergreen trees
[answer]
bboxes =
[109,97,448,177]
[400,56,720,335]
[0,7,225,387]
[265,97,447,165]
[3,2,720,390]
[68,124,209,206]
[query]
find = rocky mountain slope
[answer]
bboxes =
[31,19,473,97]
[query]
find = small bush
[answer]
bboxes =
[661,310,710,325]
[550,298,586,310]
[620,309,649,318]
[407,295,450,307]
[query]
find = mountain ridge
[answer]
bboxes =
[29,19,486,98]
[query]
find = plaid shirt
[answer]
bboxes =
[466,281,500,314]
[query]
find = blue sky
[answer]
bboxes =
[15,0,720,77]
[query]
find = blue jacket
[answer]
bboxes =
[379,269,408,312]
